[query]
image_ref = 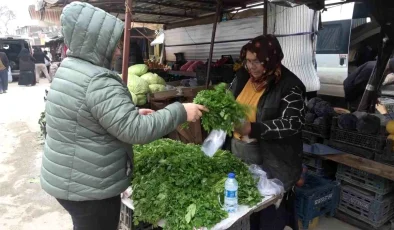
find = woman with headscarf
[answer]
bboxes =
[18,48,36,86]
[230,35,306,230]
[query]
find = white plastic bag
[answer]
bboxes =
[249,164,284,196]
[7,67,12,83]
[201,130,227,157]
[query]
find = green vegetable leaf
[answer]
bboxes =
[193,83,250,135]
[131,139,262,230]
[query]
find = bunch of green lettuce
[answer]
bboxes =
[132,139,262,230]
[193,83,250,135]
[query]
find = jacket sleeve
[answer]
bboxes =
[86,74,187,144]
[250,85,306,140]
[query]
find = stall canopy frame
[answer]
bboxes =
[43,0,271,83]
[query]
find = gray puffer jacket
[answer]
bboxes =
[41,2,186,201]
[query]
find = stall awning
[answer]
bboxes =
[150,33,164,46]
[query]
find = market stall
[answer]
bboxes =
[38,0,394,229]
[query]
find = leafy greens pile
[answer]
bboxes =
[132,139,262,230]
[193,83,249,135]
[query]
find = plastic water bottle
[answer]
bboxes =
[224,172,238,213]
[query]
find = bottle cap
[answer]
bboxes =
[228,173,235,178]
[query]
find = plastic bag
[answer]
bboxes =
[249,164,284,196]
[8,67,12,83]
[201,130,227,157]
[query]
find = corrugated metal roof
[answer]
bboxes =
[29,5,62,25]
[41,0,266,24]
[164,4,320,92]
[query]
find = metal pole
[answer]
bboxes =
[205,0,222,88]
[357,35,394,112]
[122,0,132,84]
[264,0,268,35]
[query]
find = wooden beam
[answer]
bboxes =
[136,0,216,12]
[205,0,222,88]
[324,153,394,181]
[122,0,132,84]
[133,9,197,18]
[178,0,216,5]
[263,0,268,35]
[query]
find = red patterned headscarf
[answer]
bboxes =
[240,35,284,91]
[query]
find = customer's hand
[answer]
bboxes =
[234,121,251,136]
[139,109,155,115]
[376,103,388,115]
[183,103,208,122]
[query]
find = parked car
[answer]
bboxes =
[0,37,32,81]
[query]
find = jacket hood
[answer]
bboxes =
[61,2,124,68]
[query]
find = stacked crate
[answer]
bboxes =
[302,123,331,145]
[295,173,340,229]
[329,118,386,159]
[336,164,394,229]
[375,139,394,167]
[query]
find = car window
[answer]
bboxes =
[317,20,352,54]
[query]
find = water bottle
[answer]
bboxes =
[224,172,238,213]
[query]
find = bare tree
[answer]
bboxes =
[0,6,16,35]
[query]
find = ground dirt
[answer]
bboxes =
[0,79,72,230]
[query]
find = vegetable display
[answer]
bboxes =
[149,84,166,93]
[141,72,166,85]
[127,74,150,106]
[129,64,149,76]
[193,83,249,135]
[132,139,262,230]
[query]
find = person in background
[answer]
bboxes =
[0,51,10,94]
[44,51,51,74]
[113,35,144,73]
[344,59,394,110]
[230,35,305,230]
[18,48,36,86]
[33,48,52,83]
[41,3,207,230]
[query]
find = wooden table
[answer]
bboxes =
[323,153,394,181]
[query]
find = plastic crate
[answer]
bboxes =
[335,210,394,230]
[336,164,394,196]
[302,154,337,179]
[303,123,331,139]
[375,139,394,166]
[119,202,157,230]
[328,118,386,159]
[339,184,394,228]
[295,173,340,229]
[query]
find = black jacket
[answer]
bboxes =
[33,51,50,64]
[18,49,35,72]
[343,61,376,103]
[229,66,306,191]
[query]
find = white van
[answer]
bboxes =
[316,2,379,100]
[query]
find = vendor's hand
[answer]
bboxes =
[235,121,251,136]
[139,109,155,115]
[183,103,208,122]
[376,103,388,115]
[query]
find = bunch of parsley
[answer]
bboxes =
[132,139,262,230]
[193,83,250,135]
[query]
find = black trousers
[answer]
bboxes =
[250,190,298,230]
[57,195,121,230]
